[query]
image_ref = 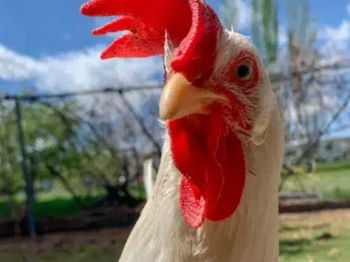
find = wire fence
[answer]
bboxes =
[1,59,350,235]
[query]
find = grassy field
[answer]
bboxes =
[0,195,102,219]
[0,184,144,220]
[280,209,350,262]
[0,160,348,220]
[281,161,350,201]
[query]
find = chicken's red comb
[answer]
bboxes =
[80,0,223,81]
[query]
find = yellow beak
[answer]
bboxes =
[159,73,229,121]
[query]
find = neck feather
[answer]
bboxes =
[119,109,283,262]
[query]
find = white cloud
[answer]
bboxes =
[321,20,350,49]
[278,26,288,46]
[318,19,350,60]
[236,0,251,30]
[0,44,163,92]
[220,0,251,31]
[0,44,165,152]
[0,45,42,80]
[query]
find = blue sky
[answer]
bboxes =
[280,0,350,27]
[1,0,349,94]
[0,0,97,58]
[0,0,349,138]
[0,0,349,60]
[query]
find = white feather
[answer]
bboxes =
[143,159,156,200]
[119,30,284,262]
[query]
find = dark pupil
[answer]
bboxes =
[237,65,250,78]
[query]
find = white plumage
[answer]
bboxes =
[143,159,156,200]
[79,0,285,260]
[119,31,284,262]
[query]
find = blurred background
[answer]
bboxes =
[0,0,350,261]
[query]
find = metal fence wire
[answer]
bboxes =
[1,60,350,235]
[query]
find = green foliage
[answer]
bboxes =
[286,0,317,52]
[252,0,279,65]
[0,201,10,217]
[128,182,146,200]
[0,103,23,198]
[0,98,142,214]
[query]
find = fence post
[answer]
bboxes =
[15,98,36,237]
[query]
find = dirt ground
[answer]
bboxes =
[0,228,131,262]
[280,209,350,262]
[0,209,349,262]
[280,208,350,228]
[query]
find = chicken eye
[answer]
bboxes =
[236,63,252,81]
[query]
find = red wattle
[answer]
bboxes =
[180,177,205,228]
[168,106,246,228]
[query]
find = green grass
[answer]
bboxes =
[0,195,102,219]
[280,210,350,262]
[280,227,350,261]
[34,196,101,219]
[0,161,347,220]
[0,182,145,220]
[281,160,350,201]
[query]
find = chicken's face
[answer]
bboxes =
[81,0,273,228]
[161,32,268,228]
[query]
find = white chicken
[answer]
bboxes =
[81,0,284,261]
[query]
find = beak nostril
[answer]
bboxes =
[195,75,204,81]
[193,75,205,86]
[159,73,229,121]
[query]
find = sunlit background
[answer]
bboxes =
[0,0,350,261]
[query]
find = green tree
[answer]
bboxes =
[251,0,279,65]
[0,102,23,201]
